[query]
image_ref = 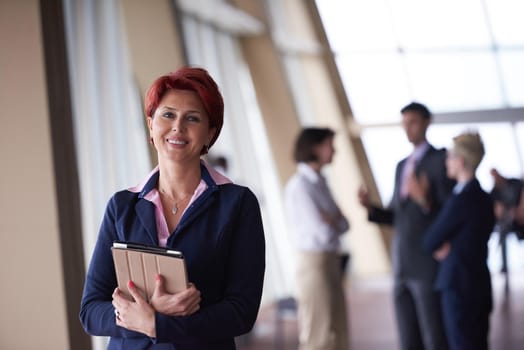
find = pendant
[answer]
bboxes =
[172,205,178,215]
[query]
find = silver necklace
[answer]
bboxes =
[160,189,191,215]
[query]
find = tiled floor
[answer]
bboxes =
[238,268,524,350]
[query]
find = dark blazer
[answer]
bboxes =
[369,145,455,282]
[80,165,266,350]
[423,179,495,310]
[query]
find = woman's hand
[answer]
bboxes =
[320,209,338,225]
[112,281,156,338]
[150,274,201,316]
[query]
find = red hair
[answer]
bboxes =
[144,66,224,152]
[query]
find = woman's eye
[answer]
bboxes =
[162,111,174,118]
[186,115,201,122]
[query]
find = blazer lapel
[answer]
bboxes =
[172,164,219,239]
[135,199,159,245]
[414,145,435,173]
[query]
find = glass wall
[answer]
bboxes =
[315,0,524,271]
[177,0,296,302]
[316,0,524,124]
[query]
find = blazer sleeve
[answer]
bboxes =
[79,196,143,338]
[422,196,463,253]
[366,159,403,226]
[154,188,266,343]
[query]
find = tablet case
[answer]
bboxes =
[111,241,188,302]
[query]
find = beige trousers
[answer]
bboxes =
[296,251,350,350]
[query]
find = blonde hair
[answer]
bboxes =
[452,131,485,171]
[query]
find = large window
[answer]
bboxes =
[316,0,524,198]
[316,0,524,124]
[316,0,524,271]
[177,0,296,302]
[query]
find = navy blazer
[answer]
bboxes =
[423,179,495,310]
[80,165,266,349]
[369,145,455,282]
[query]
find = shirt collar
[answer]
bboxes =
[128,159,233,196]
[412,141,430,162]
[453,180,470,194]
[297,162,322,183]
[202,159,232,185]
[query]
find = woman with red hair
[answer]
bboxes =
[80,67,266,349]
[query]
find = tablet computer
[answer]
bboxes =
[111,241,188,302]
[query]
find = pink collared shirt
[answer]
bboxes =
[128,160,232,247]
[400,141,430,198]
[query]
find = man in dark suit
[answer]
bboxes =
[423,132,495,350]
[359,102,454,350]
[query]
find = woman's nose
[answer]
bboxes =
[172,118,183,131]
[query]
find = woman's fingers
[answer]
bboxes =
[129,280,153,304]
[149,281,202,316]
[154,274,166,294]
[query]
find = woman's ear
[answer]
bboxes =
[207,127,217,145]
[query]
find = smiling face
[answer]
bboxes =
[147,89,216,164]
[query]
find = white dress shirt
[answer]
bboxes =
[285,163,349,252]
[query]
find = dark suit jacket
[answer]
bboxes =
[80,165,266,350]
[423,179,495,311]
[369,145,455,282]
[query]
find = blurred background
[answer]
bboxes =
[1,0,523,349]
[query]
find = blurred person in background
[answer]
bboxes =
[209,155,231,178]
[358,102,454,350]
[423,131,495,350]
[490,168,524,274]
[285,127,350,350]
